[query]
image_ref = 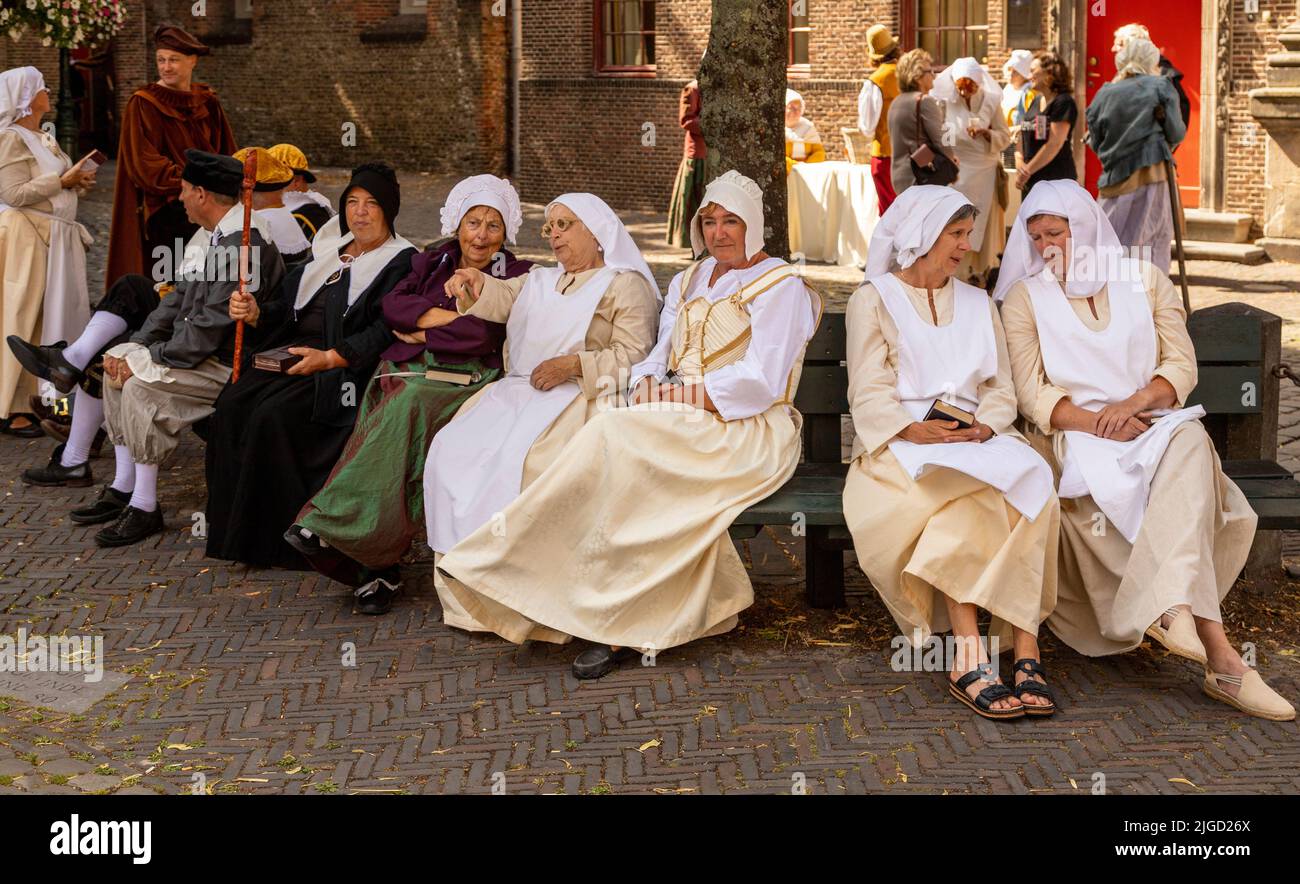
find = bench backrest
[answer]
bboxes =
[793,311,849,463]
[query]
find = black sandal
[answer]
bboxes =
[1010,658,1057,716]
[948,665,1025,720]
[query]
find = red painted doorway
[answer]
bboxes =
[1083,1,1200,208]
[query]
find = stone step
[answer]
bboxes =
[1181,240,1268,264]
[1183,209,1254,243]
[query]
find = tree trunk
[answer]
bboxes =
[698,0,788,259]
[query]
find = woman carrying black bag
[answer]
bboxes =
[888,48,959,194]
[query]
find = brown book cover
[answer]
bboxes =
[424,367,481,386]
[253,347,303,373]
[924,398,975,429]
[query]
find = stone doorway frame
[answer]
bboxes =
[1200,0,1231,213]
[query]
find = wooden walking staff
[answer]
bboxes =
[232,150,257,382]
[1154,103,1191,313]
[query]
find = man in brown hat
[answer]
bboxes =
[106,24,237,289]
[856,24,901,213]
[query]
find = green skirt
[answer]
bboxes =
[296,353,499,569]
[666,156,706,248]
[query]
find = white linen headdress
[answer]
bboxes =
[690,170,765,262]
[546,192,661,301]
[439,174,524,243]
[785,88,803,110]
[863,184,973,279]
[931,57,1002,104]
[991,179,1126,302]
[1115,36,1160,79]
[0,67,45,129]
[1003,50,1034,81]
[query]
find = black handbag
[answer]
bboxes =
[908,94,958,186]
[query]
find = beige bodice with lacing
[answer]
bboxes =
[667,261,821,409]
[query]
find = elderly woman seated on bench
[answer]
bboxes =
[435,170,820,680]
[844,185,1060,721]
[995,179,1294,721]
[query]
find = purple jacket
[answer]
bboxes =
[380,240,532,365]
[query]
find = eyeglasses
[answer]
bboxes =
[540,217,583,238]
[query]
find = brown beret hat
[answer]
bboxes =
[154,24,211,57]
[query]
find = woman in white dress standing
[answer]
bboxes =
[844,184,1060,721]
[930,57,1010,284]
[996,180,1294,721]
[0,66,96,436]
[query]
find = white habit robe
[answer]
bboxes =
[425,264,659,631]
[843,274,1060,648]
[434,257,819,651]
[937,88,1010,272]
[1000,259,1257,656]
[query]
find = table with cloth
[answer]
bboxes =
[787,160,879,267]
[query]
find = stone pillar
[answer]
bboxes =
[1250,23,1300,262]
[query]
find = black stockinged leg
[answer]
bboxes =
[804,525,845,609]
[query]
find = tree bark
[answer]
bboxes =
[698,0,788,259]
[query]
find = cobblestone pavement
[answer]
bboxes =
[0,165,1296,796]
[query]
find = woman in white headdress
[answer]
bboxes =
[845,184,1060,721]
[1001,50,1036,128]
[784,89,826,173]
[421,192,660,631]
[435,171,820,680]
[0,66,97,435]
[996,179,1293,721]
[289,174,536,609]
[929,58,1010,283]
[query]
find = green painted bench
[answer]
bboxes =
[733,302,1300,609]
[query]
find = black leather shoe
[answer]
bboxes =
[572,645,639,680]
[95,504,163,547]
[21,443,93,487]
[6,336,82,395]
[354,575,401,615]
[283,524,363,586]
[70,484,131,525]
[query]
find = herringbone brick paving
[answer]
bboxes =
[1,430,1297,796]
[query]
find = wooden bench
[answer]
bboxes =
[733,302,1300,609]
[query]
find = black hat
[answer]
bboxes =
[339,162,400,235]
[181,149,243,198]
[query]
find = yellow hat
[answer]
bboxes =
[268,143,317,184]
[233,146,294,191]
[866,24,898,63]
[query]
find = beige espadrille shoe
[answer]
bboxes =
[1202,669,1296,721]
[1145,606,1207,665]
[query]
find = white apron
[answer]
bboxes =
[1027,263,1204,543]
[2,127,91,396]
[424,266,615,553]
[875,272,1054,519]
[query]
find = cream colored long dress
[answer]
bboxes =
[430,265,660,629]
[843,277,1060,648]
[1000,261,1257,656]
[435,258,819,652]
[0,128,62,418]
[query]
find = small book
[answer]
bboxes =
[923,398,975,429]
[77,149,108,173]
[253,347,303,373]
[424,367,482,386]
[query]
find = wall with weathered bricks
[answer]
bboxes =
[0,0,509,177]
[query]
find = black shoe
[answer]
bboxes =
[21,443,93,487]
[354,575,402,615]
[94,504,163,547]
[6,336,82,395]
[1,414,46,437]
[70,484,131,525]
[283,523,363,586]
[572,645,639,680]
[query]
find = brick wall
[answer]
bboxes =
[0,0,509,176]
[1224,2,1282,232]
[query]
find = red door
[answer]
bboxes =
[1083,2,1200,208]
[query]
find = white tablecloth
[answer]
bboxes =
[787,161,879,267]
